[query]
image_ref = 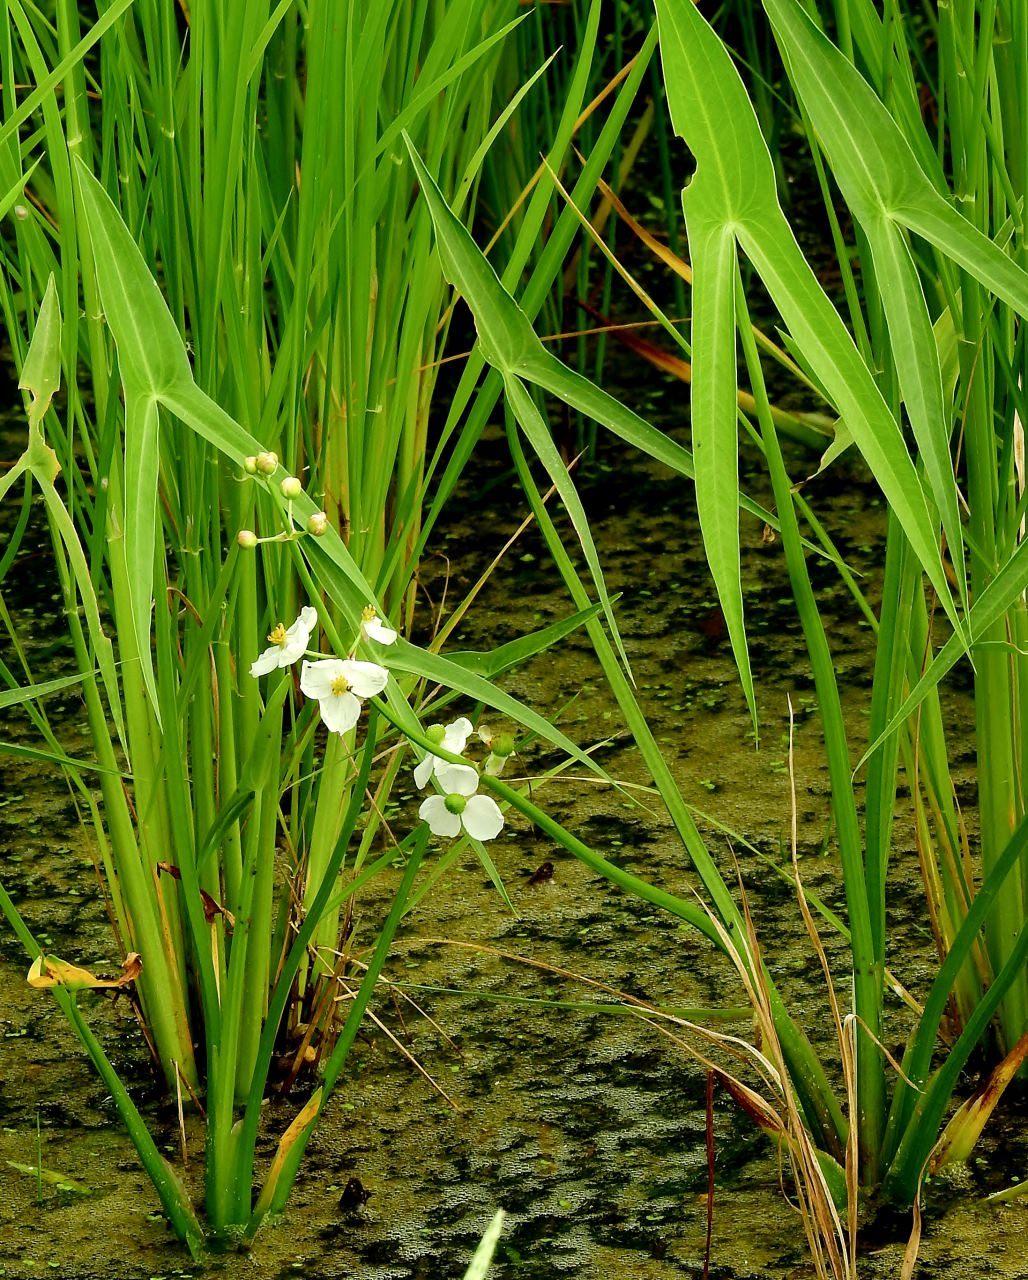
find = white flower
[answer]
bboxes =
[300,658,388,734]
[361,605,397,646]
[250,606,318,677]
[413,716,475,789]
[482,732,516,777]
[418,762,504,841]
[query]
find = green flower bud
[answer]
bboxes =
[307,511,329,536]
[256,450,278,475]
[243,455,258,474]
[426,724,446,746]
[237,530,258,549]
[493,734,516,758]
[280,475,302,499]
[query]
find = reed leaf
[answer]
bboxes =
[653,0,963,660]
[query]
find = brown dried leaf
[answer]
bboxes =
[200,888,234,927]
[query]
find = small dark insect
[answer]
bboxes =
[338,1176,371,1213]
[526,861,555,886]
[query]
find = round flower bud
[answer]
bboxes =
[443,793,468,816]
[426,724,447,746]
[243,455,258,474]
[280,475,302,499]
[256,450,278,475]
[237,530,258,549]
[307,511,329,536]
[492,734,516,758]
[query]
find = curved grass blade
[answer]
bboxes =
[73,159,195,717]
[0,741,124,775]
[446,600,605,678]
[0,669,103,711]
[0,159,41,223]
[72,161,191,394]
[405,130,834,713]
[759,0,1028,610]
[502,372,632,677]
[378,639,612,783]
[857,541,1028,772]
[765,0,1028,315]
[0,0,136,150]
[407,137,636,673]
[14,273,125,742]
[403,132,825,542]
[463,1210,506,1279]
[19,272,61,431]
[686,218,755,729]
[654,0,963,651]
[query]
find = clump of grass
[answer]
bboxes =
[404,0,1028,1250]
[0,0,665,1254]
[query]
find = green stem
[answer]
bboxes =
[736,272,885,1181]
[245,826,428,1238]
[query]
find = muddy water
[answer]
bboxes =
[1,407,1027,1280]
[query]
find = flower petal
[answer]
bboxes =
[435,762,479,796]
[279,636,307,665]
[320,689,362,735]
[340,659,389,699]
[279,607,317,664]
[250,647,280,678]
[441,717,474,753]
[419,795,461,838]
[462,795,504,841]
[300,658,344,700]
[413,756,437,790]
[364,617,397,645]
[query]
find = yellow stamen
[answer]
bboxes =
[330,675,351,696]
[268,622,288,646]
[361,605,377,623]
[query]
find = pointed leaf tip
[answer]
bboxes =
[404,135,541,372]
[20,274,62,436]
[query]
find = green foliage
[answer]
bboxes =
[408,0,1028,1243]
[0,0,648,1253]
[5,0,1028,1269]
